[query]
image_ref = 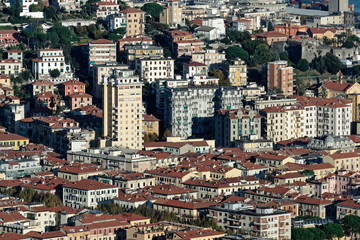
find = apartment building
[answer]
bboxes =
[224,59,247,86]
[92,63,129,100]
[0,30,20,48]
[31,80,55,96]
[215,109,262,147]
[67,93,93,110]
[297,96,352,137]
[0,131,29,150]
[52,0,81,11]
[143,113,160,136]
[118,36,153,51]
[135,58,174,84]
[260,105,305,143]
[191,50,226,70]
[160,0,183,28]
[102,68,143,149]
[123,45,164,67]
[158,79,243,138]
[88,39,117,73]
[7,49,23,63]
[0,59,22,76]
[31,49,72,80]
[108,13,126,31]
[63,179,118,208]
[121,8,145,37]
[92,2,120,19]
[61,80,86,97]
[35,92,59,111]
[182,62,207,79]
[266,61,294,95]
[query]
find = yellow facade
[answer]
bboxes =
[0,134,29,150]
[224,59,247,86]
[143,114,160,136]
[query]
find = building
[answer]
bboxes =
[329,0,348,14]
[108,13,126,32]
[157,79,243,138]
[63,179,118,208]
[223,59,247,86]
[266,61,294,95]
[7,49,23,63]
[182,62,207,79]
[67,147,156,172]
[0,75,11,87]
[31,80,55,96]
[0,59,22,76]
[35,92,59,111]
[160,0,183,28]
[323,151,360,171]
[123,45,164,67]
[274,22,307,37]
[261,105,305,143]
[0,132,29,150]
[215,109,262,147]
[92,2,120,19]
[31,49,72,80]
[118,36,153,51]
[52,0,81,12]
[67,93,93,110]
[121,8,145,37]
[143,114,160,136]
[88,39,117,73]
[102,68,143,149]
[92,63,129,100]
[57,163,104,182]
[201,16,225,37]
[135,58,174,84]
[191,50,225,70]
[195,26,220,41]
[253,31,288,46]
[61,80,86,97]
[0,30,20,48]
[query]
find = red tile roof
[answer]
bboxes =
[154,198,218,209]
[89,39,114,44]
[143,114,159,122]
[121,8,145,14]
[64,179,117,190]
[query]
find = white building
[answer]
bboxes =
[182,62,207,79]
[201,16,226,37]
[195,26,220,41]
[63,179,119,209]
[0,158,41,179]
[135,58,174,84]
[108,13,127,32]
[31,49,73,80]
[52,0,81,12]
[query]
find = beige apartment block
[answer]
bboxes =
[88,39,116,73]
[102,68,143,149]
[160,0,183,28]
[121,8,145,37]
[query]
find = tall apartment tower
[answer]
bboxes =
[329,0,348,14]
[88,39,116,74]
[102,68,143,149]
[266,61,294,95]
[160,0,183,28]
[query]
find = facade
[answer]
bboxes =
[63,179,119,208]
[124,45,164,66]
[182,62,207,79]
[0,30,20,48]
[31,49,72,80]
[67,93,93,110]
[224,59,247,86]
[121,8,145,37]
[266,61,294,95]
[61,80,86,97]
[92,2,120,19]
[102,68,143,149]
[108,13,126,32]
[157,80,243,138]
[0,132,29,150]
[118,36,153,51]
[135,58,174,84]
[31,80,55,96]
[215,109,262,147]
[88,39,117,73]
[35,92,59,111]
[143,114,160,136]
[160,0,183,28]
[0,59,22,76]
[0,157,41,179]
[191,50,226,70]
[329,0,348,14]
[7,49,23,63]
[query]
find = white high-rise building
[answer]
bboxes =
[329,0,348,14]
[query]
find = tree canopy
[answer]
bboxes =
[141,3,164,20]
[323,223,344,240]
[225,46,249,61]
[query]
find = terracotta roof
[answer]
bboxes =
[25,231,66,239]
[330,152,359,159]
[62,80,86,86]
[89,39,114,44]
[337,200,360,208]
[154,198,218,209]
[322,81,351,91]
[254,31,288,38]
[7,49,23,53]
[64,179,117,190]
[143,114,159,122]
[295,196,331,205]
[175,229,225,239]
[121,8,145,14]
[0,30,18,34]
[68,92,93,98]
[0,132,28,141]
[58,163,102,174]
[183,61,207,67]
[145,184,197,195]
[0,233,30,240]
[32,80,54,86]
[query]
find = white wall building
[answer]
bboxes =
[31,49,73,80]
[108,13,127,32]
[201,16,226,37]
[63,179,119,209]
[135,58,174,84]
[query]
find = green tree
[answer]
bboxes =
[353,65,360,76]
[141,3,164,20]
[209,69,225,82]
[292,228,314,240]
[318,87,328,98]
[253,44,276,65]
[97,202,125,214]
[268,22,274,31]
[309,228,326,240]
[323,223,344,240]
[323,52,341,74]
[341,215,360,239]
[297,59,310,72]
[44,6,57,19]
[15,0,21,17]
[279,51,290,62]
[49,69,60,79]
[225,46,249,61]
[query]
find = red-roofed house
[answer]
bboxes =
[0,30,20,48]
[67,92,93,110]
[323,151,360,171]
[143,114,159,136]
[182,61,207,78]
[295,196,331,219]
[35,92,59,111]
[252,31,288,45]
[336,200,360,220]
[61,80,86,97]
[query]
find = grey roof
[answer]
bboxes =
[196,26,216,32]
